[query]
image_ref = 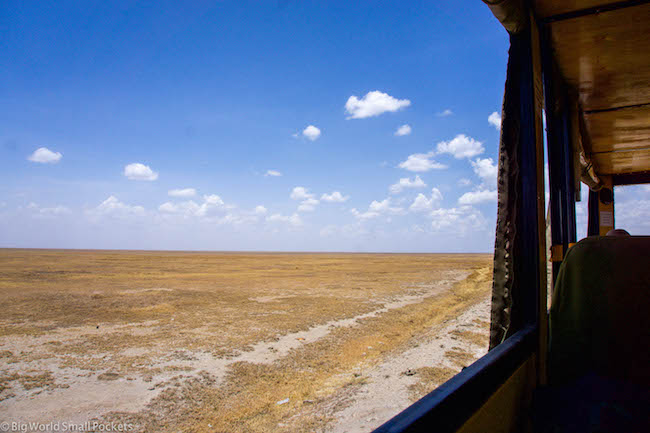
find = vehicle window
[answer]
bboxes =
[0,2,508,431]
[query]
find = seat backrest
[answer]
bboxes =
[548,236,650,385]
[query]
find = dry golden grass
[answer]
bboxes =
[444,348,476,368]
[450,329,487,346]
[0,249,492,432]
[108,262,492,432]
[407,366,457,401]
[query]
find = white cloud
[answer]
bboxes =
[203,194,224,206]
[369,199,390,213]
[254,205,267,215]
[395,124,412,136]
[91,196,146,217]
[409,188,443,212]
[213,213,257,226]
[266,213,303,227]
[168,188,196,198]
[40,206,71,216]
[350,208,380,220]
[458,178,472,187]
[124,163,158,181]
[345,91,411,119]
[158,194,225,218]
[303,125,321,141]
[321,191,349,203]
[471,157,498,186]
[265,170,282,177]
[298,198,319,212]
[436,134,484,159]
[430,206,486,233]
[488,111,502,130]
[26,202,71,218]
[398,152,447,172]
[389,175,426,194]
[27,147,62,164]
[158,202,178,213]
[352,198,403,220]
[290,186,314,201]
[290,187,320,211]
[458,189,497,205]
[437,109,453,117]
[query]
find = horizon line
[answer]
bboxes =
[0,246,492,255]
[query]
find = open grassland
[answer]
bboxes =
[0,249,492,432]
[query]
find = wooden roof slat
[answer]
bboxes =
[584,105,650,153]
[535,0,619,19]
[548,3,650,111]
[591,148,650,174]
[535,0,649,20]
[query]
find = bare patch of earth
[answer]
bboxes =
[323,297,490,433]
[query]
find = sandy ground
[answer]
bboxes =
[0,250,491,432]
[1,274,472,426]
[326,298,490,432]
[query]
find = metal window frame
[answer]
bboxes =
[372,326,537,433]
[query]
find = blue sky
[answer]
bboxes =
[1,1,648,252]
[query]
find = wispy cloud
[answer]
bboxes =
[437,109,453,117]
[159,194,226,218]
[265,170,282,177]
[297,198,319,212]
[266,213,303,227]
[168,188,196,198]
[26,202,71,218]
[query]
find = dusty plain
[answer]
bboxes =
[0,249,492,432]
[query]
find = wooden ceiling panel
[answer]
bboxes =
[584,105,650,153]
[549,3,650,111]
[592,148,650,174]
[534,1,614,18]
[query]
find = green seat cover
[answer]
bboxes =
[549,236,650,386]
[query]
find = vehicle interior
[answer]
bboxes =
[373,0,650,432]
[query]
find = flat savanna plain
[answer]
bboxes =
[0,249,492,432]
